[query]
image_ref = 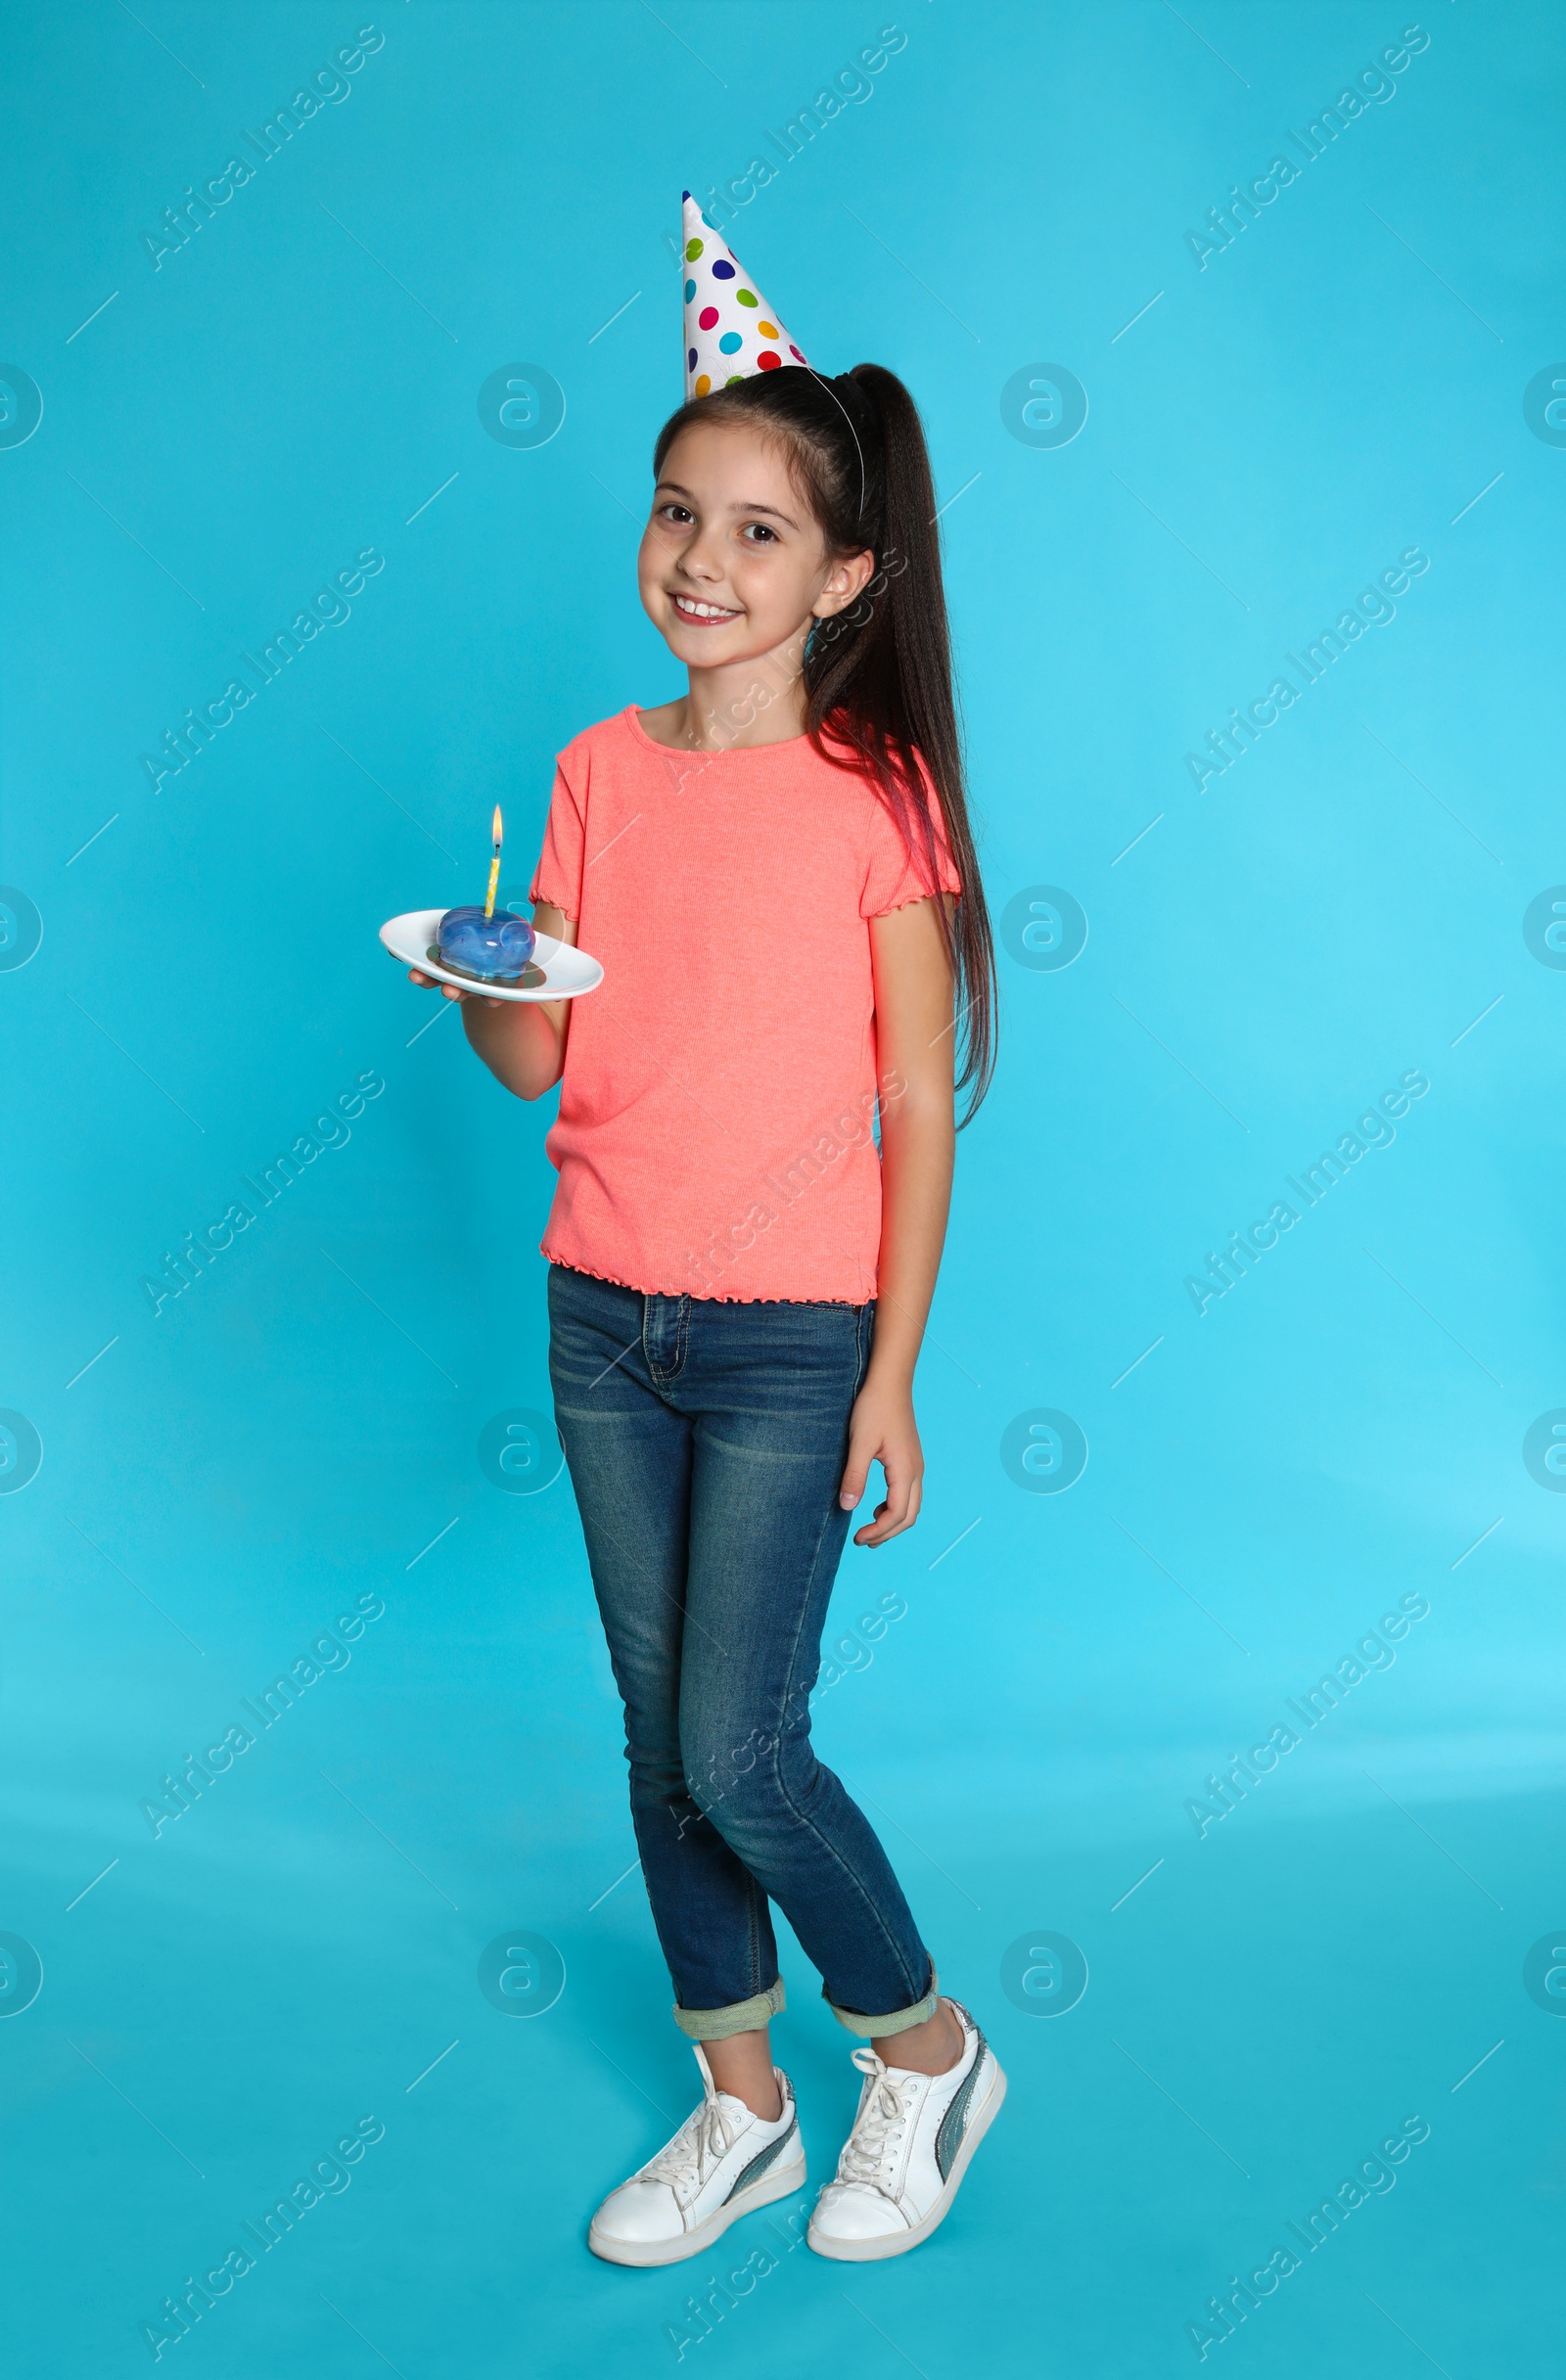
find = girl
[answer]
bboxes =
[411,333,1001,2266]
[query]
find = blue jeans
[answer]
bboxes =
[547,1261,937,2042]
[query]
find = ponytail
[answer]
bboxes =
[651,363,998,1120]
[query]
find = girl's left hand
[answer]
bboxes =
[839,1373,924,1546]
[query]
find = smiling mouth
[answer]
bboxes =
[670,593,742,625]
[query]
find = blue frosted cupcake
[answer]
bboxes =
[436,906,536,980]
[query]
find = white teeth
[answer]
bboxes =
[673,595,736,618]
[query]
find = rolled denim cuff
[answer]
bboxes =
[826,1963,939,2039]
[672,1976,786,2041]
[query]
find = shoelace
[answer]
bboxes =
[644,2094,742,2201]
[829,2050,920,2193]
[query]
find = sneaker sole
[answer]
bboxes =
[806,2058,1007,2263]
[588,2150,807,2269]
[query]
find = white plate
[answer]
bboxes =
[379,909,604,1003]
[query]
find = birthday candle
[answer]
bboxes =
[484,804,502,919]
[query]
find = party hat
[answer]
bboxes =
[681,192,807,400]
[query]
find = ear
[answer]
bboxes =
[811,546,877,619]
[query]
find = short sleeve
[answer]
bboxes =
[528,753,585,920]
[858,759,962,919]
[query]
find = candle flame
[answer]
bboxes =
[483,805,503,921]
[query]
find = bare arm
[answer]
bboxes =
[838,895,956,1546]
[406,901,577,1100]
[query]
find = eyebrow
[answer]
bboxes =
[654,478,801,528]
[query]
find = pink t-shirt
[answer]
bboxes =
[528,706,961,1304]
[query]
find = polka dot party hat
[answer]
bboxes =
[681,191,807,400]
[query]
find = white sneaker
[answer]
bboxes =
[807,1998,1005,2261]
[588,2044,806,2267]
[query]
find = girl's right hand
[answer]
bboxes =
[406,968,503,1009]
[406,905,574,1099]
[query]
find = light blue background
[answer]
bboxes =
[4,3,1563,2372]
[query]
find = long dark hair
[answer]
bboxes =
[651,364,997,1121]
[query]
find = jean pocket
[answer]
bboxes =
[854,1299,876,1393]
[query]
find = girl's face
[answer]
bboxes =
[638,419,874,668]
